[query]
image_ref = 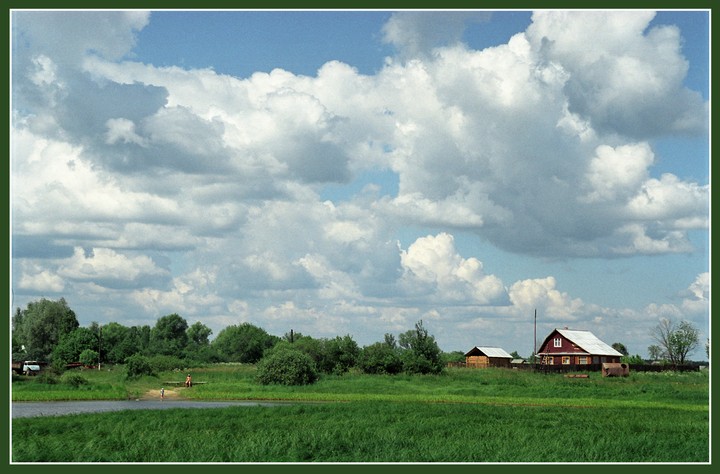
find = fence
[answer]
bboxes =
[446,362,702,373]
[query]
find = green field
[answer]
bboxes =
[11,365,710,462]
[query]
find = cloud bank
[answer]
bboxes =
[11,11,708,355]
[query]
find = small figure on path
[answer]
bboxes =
[160,387,165,400]
[185,374,192,387]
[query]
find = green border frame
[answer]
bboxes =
[3,2,715,473]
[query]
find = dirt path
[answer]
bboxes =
[145,388,183,400]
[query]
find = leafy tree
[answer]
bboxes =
[13,298,79,361]
[256,346,318,385]
[51,327,98,366]
[442,351,466,364]
[612,342,629,356]
[651,318,700,366]
[358,341,403,375]
[510,351,522,359]
[212,323,280,363]
[150,314,189,356]
[398,320,443,375]
[98,322,132,364]
[187,321,213,347]
[318,335,360,374]
[79,349,99,367]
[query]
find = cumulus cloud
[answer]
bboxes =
[10,11,708,355]
[400,233,507,304]
[382,11,492,59]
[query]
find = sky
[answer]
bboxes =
[10,10,710,359]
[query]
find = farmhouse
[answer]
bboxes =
[536,328,623,365]
[464,346,513,368]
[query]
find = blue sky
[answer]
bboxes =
[11,10,709,358]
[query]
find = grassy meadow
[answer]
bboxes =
[11,365,710,462]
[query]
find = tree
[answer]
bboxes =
[51,327,98,366]
[510,350,522,359]
[651,318,700,366]
[212,323,280,363]
[79,349,99,367]
[150,314,189,356]
[612,342,629,356]
[398,320,443,375]
[358,342,403,374]
[13,298,79,361]
[187,321,213,347]
[318,335,360,374]
[647,344,666,361]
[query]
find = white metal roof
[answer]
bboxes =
[471,346,513,358]
[555,329,624,357]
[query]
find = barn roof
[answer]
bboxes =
[464,346,513,358]
[549,329,623,357]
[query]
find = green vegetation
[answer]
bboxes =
[12,400,708,462]
[256,346,319,385]
[12,365,709,462]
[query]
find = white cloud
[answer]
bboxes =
[526,10,707,137]
[582,143,654,203]
[18,264,65,293]
[400,233,506,304]
[10,11,708,357]
[508,276,584,320]
[58,247,169,288]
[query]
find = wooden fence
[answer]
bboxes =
[447,362,702,373]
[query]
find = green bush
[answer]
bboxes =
[256,347,319,385]
[125,354,154,379]
[148,354,185,372]
[34,372,59,385]
[61,373,89,387]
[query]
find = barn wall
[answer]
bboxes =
[465,356,511,368]
[490,357,512,368]
[466,355,489,368]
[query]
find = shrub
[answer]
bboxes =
[256,347,319,385]
[34,372,59,385]
[62,373,89,388]
[148,354,185,372]
[125,354,154,379]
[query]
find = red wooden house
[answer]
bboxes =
[536,328,622,366]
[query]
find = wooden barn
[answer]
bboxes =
[536,328,623,366]
[464,346,513,368]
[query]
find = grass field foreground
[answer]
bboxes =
[11,365,710,462]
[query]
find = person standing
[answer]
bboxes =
[185,374,192,387]
[160,387,165,400]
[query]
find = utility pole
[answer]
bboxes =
[533,309,537,367]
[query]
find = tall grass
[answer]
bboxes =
[12,400,708,462]
[11,366,709,462]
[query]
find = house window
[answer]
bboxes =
[562,356,571,365]
[579,356,588,365]
[544,356,554,365]
[553,338,562,348]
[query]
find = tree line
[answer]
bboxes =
[12,298,446,381]
[12,298,704,384]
